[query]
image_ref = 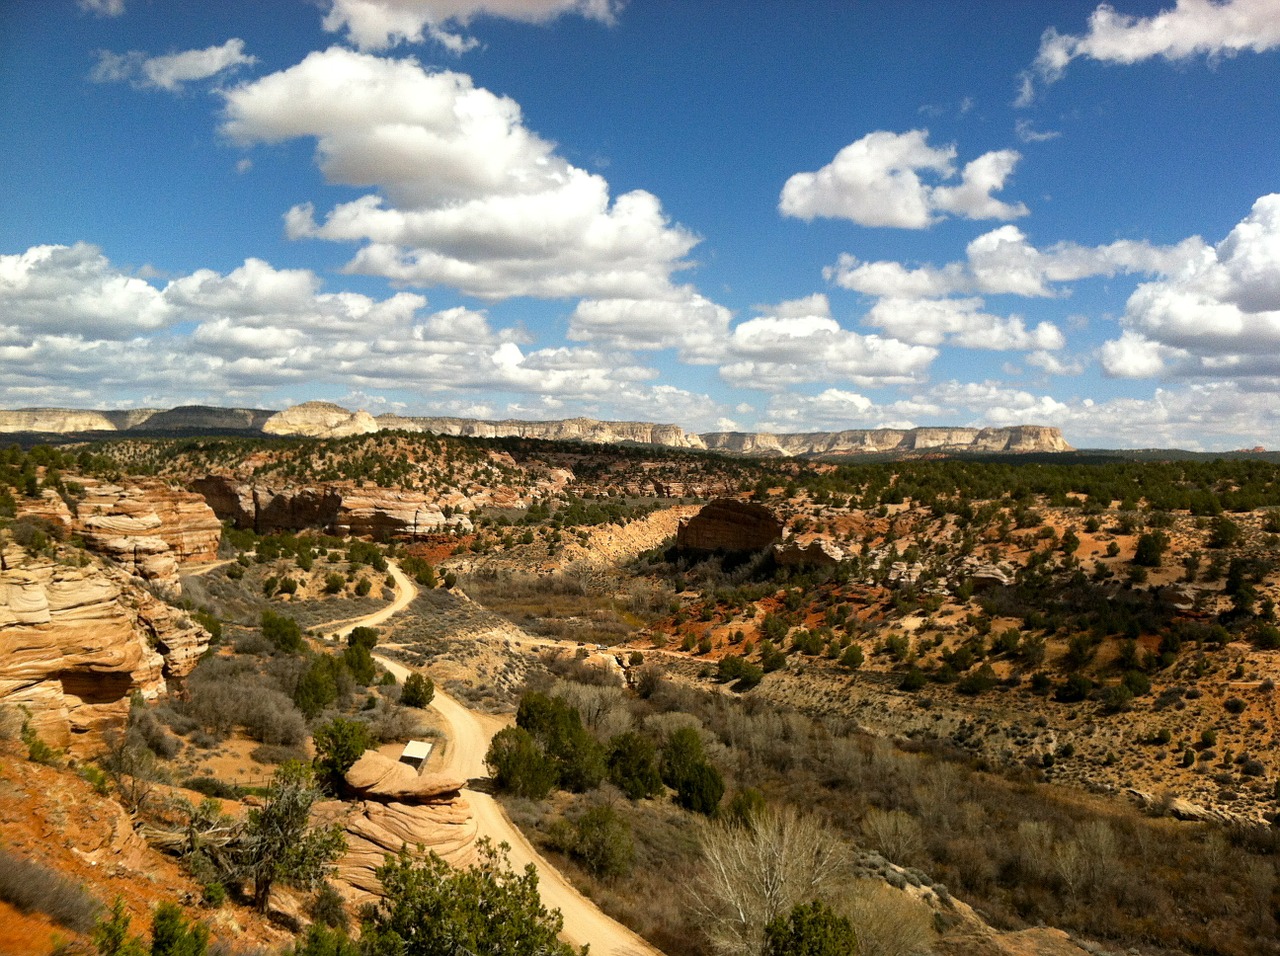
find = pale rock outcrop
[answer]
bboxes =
[262,402,379,438]
[378,414,707,450]
[676,499,784,553]
[0,409,122,434]
[23,482,225,590]
[324,751,476,899]
[700,425,1072,458]
[773,537,846,567]
[0,549,209,747]
[192,476,473,538]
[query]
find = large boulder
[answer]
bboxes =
[676,499,784,553]
[774,537,845,567]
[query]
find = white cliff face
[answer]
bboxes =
[261,401,380,438]
[378,415,708,450]
[699,425,1072,457]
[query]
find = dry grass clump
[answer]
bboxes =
[0,848,101,932]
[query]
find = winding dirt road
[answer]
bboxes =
[362,564,663,956]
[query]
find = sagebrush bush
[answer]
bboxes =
[0,848,100,931]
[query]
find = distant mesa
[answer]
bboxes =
[676,498,784,554]
[0,401,1073,457]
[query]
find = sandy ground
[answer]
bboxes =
[367,564,663,956]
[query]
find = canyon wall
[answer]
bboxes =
[191,476,473,538]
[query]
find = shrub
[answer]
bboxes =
[606,731,664,800]
[323,573,345,594]
[567,804,635,880]
[764,900,856,956]
[674,760,724,816]
[484,726,557,799]
[354,577,372,597]
[1224,696,1247,714]
[261,610,304,654]
[313,717,374,789]
[0,848,100,931]
[347,626,379,649]
[400,672,435,709]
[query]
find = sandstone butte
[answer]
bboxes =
[0,545,210,749]
[0,402,1074,457]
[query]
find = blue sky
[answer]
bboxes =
[2,0,1279,449]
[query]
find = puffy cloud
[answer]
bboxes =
[91,39,257,92]
[568,289,731,360]
[1105,194,1280,376]
[865,296,1064,351]
[1021,0,1280,103]
[828,225,1205,298]
[0,243,172,339]
[719,294,937,389]
[778,130,1027,228]
[321,0,623,52]
[222,48,696,301]
[1026,350,1085,375]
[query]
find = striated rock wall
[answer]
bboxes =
[192,476,473,538]
[0,406,270,434]
[323,751,476,900]
[0,549,209,747]
[676,499,784,553]
[699,425,1072,457]
[17,482,221,591]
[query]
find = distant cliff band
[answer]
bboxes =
[0,401,1073,456]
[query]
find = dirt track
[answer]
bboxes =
[368,564,664,956]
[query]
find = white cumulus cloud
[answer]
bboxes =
[1021,0,1280,103]
[1104,193,1280,377]
[222,48,696,302]
[322,0,623,51]
[78,0,125,16]
[719,294,937,390]
[828,225,1205,299]
[779,130,1027,229]
[865,296,1065,351]
[91,39,257,92]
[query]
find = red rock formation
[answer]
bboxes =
[676,499,784,553]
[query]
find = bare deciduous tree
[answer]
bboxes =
[695,806,848,956]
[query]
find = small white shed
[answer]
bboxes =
[398,739,434,773]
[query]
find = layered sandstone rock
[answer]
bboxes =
[700,425,1072,458]
[0,549,209,747]
[262,402,379,438]
[326,751,476,899]
[676,499,784,553]
[192,476,472,538]
[20,482,223,591]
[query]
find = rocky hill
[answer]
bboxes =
[0,402,1073,457]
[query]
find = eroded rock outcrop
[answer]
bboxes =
[262,402,379,438]
[326,751,476,899]
[20,482,222,591]
[192,476,472,538]
[773,537,846,567]
[676,499,784,553]
[0,548,209,747]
